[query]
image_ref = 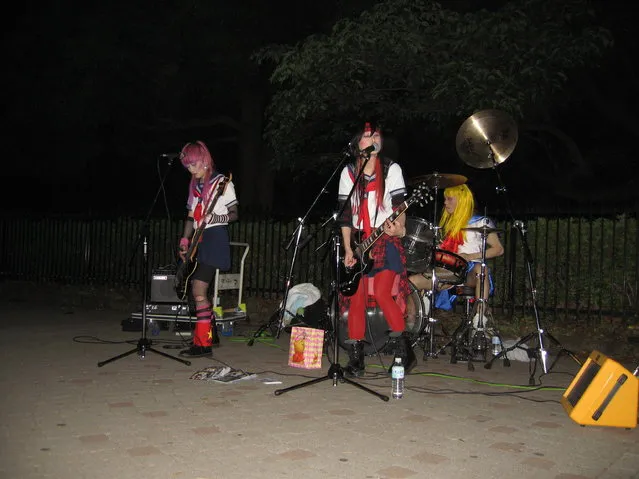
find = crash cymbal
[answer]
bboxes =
[409,172,467,189]
[462,226,503,234]
[455,110,518,169]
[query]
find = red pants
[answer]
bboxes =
[347,269,405,340]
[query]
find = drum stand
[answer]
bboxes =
[443,225,509,371]
[420,178,444,360]
[421,253,441,359]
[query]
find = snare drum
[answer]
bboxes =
[433,249,468,285]
[402,217,435,273]
[339,282,428,356]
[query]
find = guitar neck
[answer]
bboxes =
[186,229,204,260]
[355,199,411,256]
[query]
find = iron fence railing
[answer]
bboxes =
[1,211,637,323]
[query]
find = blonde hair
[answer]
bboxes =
[439,184,474,241]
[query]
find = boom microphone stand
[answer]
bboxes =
[246,214,306,344]
[246,153,344,345]
[481,146,581,383]
[274,147,389,401]
[98,154,191,367]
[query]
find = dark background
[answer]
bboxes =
[3,0,637,219]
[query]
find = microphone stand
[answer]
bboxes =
[274,150,389,401]
[98,155,191,367]
[482,145,580,384]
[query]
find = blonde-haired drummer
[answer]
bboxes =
[410,184,504,309]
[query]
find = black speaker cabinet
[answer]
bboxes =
[561,350,638,428]
[150,269,183,303]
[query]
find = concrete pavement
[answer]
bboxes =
[1,304,637,479]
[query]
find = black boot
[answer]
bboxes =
[179,345,212,358]
[388,332,417,374]
[212,322,220,348]
[344,341,365,378]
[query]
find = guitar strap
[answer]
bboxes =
[193,174,225,228]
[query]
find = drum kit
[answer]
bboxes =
[402,173,506,367]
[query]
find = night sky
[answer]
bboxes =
[3,1,637,218]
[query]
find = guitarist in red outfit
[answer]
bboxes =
[177,141,239,358]
[338,123,416,377]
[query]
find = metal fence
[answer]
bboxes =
[1,211,637,323]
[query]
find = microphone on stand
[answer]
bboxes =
[160,152,183,162]
[359,144,376,157]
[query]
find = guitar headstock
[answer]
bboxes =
[217,173,232,193]
[410,182,434,207]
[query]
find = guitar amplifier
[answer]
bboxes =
[150,268,184,303]
[561,351,638,428]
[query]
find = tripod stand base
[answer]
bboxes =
[97,338,191,367]
[247,309,283,346]
[484,330,580,385]
[274,363,389,402]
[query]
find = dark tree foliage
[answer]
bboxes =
[255,0,639,211]
[260,0,612,168]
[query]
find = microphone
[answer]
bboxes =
[359,144,376,156]
[160,152,183,160]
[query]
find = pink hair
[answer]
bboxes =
[180,141,216,206]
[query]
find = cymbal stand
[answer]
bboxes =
[467,224,508,370]
[482,146,581,383]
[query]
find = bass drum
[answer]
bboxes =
[339,282,428,356]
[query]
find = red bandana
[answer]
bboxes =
[440,233,463,253]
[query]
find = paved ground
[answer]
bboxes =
[1,304,638,479]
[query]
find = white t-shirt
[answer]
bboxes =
[457,216,497,256]
[338,162,407,228]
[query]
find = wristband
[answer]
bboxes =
[179,237,190,250]
[212,214,229,224]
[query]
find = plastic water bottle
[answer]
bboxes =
[492,335,500,356]
[391,357,405,399]
[150,319,160,336]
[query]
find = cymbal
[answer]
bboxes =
[455,110,518,169]
[409,172,467,189]
[462,226,503,234]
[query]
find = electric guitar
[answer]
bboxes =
[338,183,432,296]
[174,174,232,300]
